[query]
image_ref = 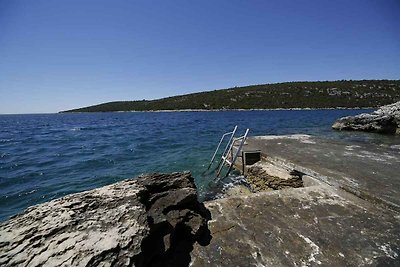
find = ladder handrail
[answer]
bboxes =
[216,128,249,177]
[207,126,237,169]
[224,129,249,177]
[216,127,239,169]
[216,136,242,176]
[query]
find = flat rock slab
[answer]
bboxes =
[244,135,400,210]
[191,185,400,266]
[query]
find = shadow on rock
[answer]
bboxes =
[133,172,212,267]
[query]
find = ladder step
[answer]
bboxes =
[221,156,231,165]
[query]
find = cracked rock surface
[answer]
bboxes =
[332,101,400,134]
[191,184,400,266]
[0,172,210,267]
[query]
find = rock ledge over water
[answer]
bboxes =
[332,101,400,134]
[0,172,211,267]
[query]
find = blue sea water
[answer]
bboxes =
[0,109,397,221]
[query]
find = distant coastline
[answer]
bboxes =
[74,107,376,113]
[61,106,378,114]
[61,79,400,113]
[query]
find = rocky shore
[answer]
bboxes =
[190,135,400,266]
[1,134,399,266]
[0,172,211,267]
[332,101,400,134]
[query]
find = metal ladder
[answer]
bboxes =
[208,126,250,178]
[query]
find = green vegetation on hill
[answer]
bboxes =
[62,80,400,112]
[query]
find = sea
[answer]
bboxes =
[1,109,398,221]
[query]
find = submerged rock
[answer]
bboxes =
[332,101,400,134]
[0,172,211,267]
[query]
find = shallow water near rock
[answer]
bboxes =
[1,109,399,221]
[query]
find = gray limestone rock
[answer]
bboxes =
[332,101,400,134]
[0,172,211,267]
[191,185,400,266]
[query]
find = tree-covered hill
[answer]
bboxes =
[62,80,400,112]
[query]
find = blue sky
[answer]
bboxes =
[0,0,399,114]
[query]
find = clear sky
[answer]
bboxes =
[0,0,399,114]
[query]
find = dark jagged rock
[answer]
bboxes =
[332,101,400,134]
[134,172,211,267]
[0,172,211,267]
[246,166,303,192]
